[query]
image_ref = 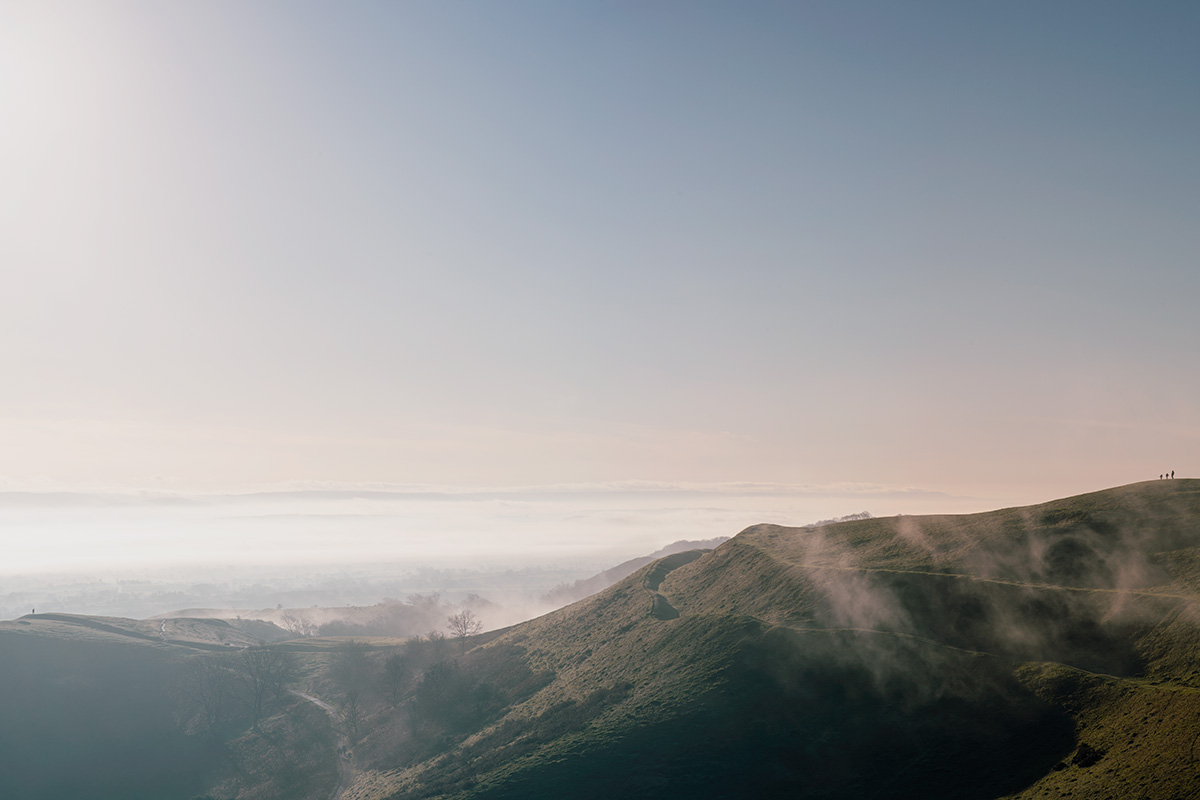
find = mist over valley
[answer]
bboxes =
[4,482,1200,799]
[4,1,1198,798]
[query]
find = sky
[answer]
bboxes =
[1,2,1198,576]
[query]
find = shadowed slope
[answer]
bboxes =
[0,634,224,800]
[0,615,339,800]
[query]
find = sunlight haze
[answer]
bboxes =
[2,2,1197,579]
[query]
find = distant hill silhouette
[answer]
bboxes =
[539,537,730,608]
[541,513,871,608]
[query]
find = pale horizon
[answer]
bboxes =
[3,3,1196,584]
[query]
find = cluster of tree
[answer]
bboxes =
[173,645,298,737]
[178,607,493,750]
[173,645,346,800]
[369,641,557,782]
[321,609,492,748]
[281,593,456,639]
[408,660,506,737]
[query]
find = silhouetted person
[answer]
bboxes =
[1160,474,1163,480]
[1171,470,1175,479]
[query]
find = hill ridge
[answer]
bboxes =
[335,480,1200,799]
[5,481,1200,800]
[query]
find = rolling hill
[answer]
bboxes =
[3,480,1199,799]
[539,536,732,608]
[0,613,338,800]
[331,480,1200,799]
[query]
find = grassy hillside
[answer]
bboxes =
[539,536,731,608]
[0,614,338,800]
[331,480,1200,799]
[4,480,1198,799]
[0,632,222,800]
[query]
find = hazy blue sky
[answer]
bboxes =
[2,1,1198,566]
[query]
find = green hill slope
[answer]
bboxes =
[0,614,338,800]
[340,480,1200,800]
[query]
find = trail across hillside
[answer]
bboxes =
[291,690,355,800]
[771,559,1198,601]
[642,550,706,620]
[22,613,235,650]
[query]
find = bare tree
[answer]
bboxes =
[280,611,317,638]
[236,645,297,726]
[267,649,299,702]
[426,629,448,660]
[331,640,373,741]
[447,609,483,651]
[175,654,236,737]
[383,651,410,707]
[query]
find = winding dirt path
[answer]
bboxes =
[643,549,706,620]
[752,552,1198,601]
[291,689,354,800]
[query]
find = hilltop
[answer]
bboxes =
[540,515,871,609]
[328,480,1200,799]
[538,536,731,608]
